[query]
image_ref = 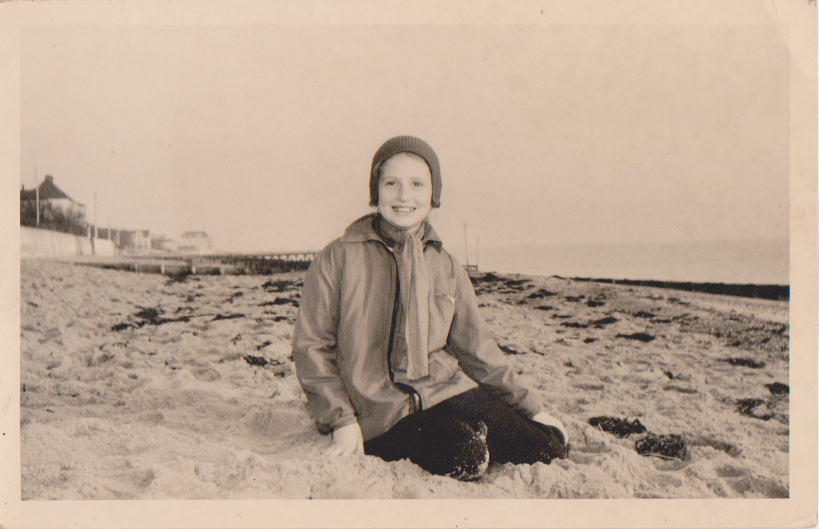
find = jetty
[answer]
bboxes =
[66,251,319,276]
[65,249,478,277]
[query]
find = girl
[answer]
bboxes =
[292,136,568,481]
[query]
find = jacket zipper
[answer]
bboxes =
[383,243,423,414]
[385,248,400,383]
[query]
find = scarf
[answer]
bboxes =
[376,215,431,380]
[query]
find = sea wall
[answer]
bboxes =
[21,227,117,259]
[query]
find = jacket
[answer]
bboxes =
[292,214,541,441]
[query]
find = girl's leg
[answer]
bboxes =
[438,388,568,465]
[363,407,490,481]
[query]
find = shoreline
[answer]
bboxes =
[29,257,790,301]
[569,276,789,301]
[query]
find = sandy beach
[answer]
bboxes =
[20,259,789,499]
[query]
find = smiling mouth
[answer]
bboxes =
[393,206,416,213]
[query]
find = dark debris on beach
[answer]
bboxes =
[110,307,191,331]
[616,332,656,343]
[212,313,245,322]
[722,357,766,369]
[588,416,648,438]
[736,398,775,421]
[765,382,789,395]
[260,297,299,307]
[678,315,788,356]
[262,279,299,292]
[590,316,618,327]
[571,277,789,302]
[242,355,292,377]
[527,289,558,300]
[635,433,689,461]
[165,270,193,285]
[498,344,523,355]
[589,417,689,461]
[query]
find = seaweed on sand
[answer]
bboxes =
[262,279,296,292]
[243,355,292,377]
[165,270,192,284]
[588,416,647,437]
[765,382,789,395]
[226,291,244,303]
[504,278,531,289]
[110,307,191,331]
[212,313,245,322]
[498,344,522,355]
[590,316,618,327]
[616,332,656,342]
[635,433,688,461]
[243,355,270,367]
[469,272,505,285]
[527,289,557,299]
[261,297,299,307]
[736,398,774,420]
[722,357,766,369]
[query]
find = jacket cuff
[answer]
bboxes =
[525,407,545,420]
[331,415,359,432]
[517,392,544,419]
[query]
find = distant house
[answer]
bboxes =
[150,234,177,252]
[118,229,151,254]
[97,227,115,241]
[96,227,124,246]
[178,231,212,254]
[20,175,86,215]
[20,175,87,235]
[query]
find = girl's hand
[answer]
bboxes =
[323,422,364,457]
[532,411,569,446]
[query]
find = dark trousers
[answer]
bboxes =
[363,388,568,480]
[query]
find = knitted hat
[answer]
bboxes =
[369,136,442,208]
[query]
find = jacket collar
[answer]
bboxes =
[341,213,442,249]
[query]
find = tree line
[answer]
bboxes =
[20,201,88,237]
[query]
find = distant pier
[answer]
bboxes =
[69,251,318,276]
[191,252,318,275]
[67,250,480,277]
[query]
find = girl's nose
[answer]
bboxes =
[398,183,409,200]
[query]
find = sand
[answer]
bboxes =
[20,260,789,499]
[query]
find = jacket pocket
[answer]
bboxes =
[428,291,456,350]
[426,349,461,384]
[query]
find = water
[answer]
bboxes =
[477,239,788,286]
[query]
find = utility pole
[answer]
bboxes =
[463,222,469,267]
[33,140,39,227]
[94,193,98,238]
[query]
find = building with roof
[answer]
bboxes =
[150,233,178,253]
[20,175,87,235]
[178,231,212,254]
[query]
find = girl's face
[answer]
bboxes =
[377,153,433,231]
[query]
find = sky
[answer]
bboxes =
[19,21,791,256]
